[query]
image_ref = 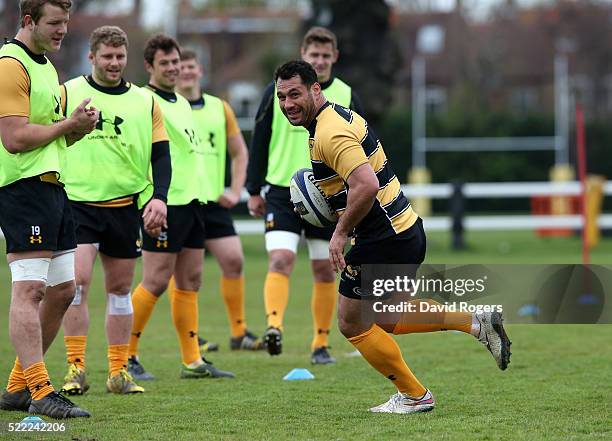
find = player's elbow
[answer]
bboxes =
[2,138,23,154]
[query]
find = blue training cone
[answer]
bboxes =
[20,416,45,428]
[283,368,315,380]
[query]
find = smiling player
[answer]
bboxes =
[59,25,171,396]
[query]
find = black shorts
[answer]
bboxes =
[202,202,236,240]
[264,184,333,240]
[339,218,426,300]
[141,201,205,252]
[71,201,141,259]
[0,178,76,254]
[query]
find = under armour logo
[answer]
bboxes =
[132,332,142,338]
[387,374,397,381]
[156,240,168,248]
[189,331,197,338]
[185,128,199,145]
[96,111,124,135]
[29,235,43,244]
[208,132,215,148]
[53,95,60,115]
[317,328,330,335]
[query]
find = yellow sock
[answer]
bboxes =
[393,299,473,335]
[311,282,337,350]
[348,324,426,398]
[129,283,159,357]
[264,272,289,329]
[168,276,176,302]
[6,358,27,393]
[221,276,247,337]
[64,336,87,370]
[24,362,54,401]
[108,344,129,377]
[170,287,200,365]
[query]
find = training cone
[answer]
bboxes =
[283,368,315,381]
[20,416,45,428]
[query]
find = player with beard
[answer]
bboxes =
[273,60,512,414]
[0,0,98,418]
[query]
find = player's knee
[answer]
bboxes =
[105,280,132,296]
[145,278,169,296]
[338,317,360,338]
[54,280,77,307]
[175,270,202,292]
[142,271,170,295]
[107,292,133,315]
[221,254,243,277]
[74,274,92,289]
[11,282,46,305]
[312,260,335,283]
[186,272,203,291]
[268,252,295,275]
[29,284,47,303]
[338,314,371,339]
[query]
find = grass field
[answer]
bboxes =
[0,231,611,441]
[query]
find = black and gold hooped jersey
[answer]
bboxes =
[307,102,417,244]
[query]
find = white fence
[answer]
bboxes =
[233,180,612,234]
[1,181,609,239]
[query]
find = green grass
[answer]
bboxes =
[1,231,611,440]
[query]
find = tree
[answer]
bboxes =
[305,0,402,128]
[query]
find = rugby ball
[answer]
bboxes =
[290,168,337,227]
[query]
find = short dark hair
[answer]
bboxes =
[89,26,128,54]
[143,34,181,65]
[20,0,72,27]
[180,47,198,62]
[302,26,337,52]
[274,60,318,88]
